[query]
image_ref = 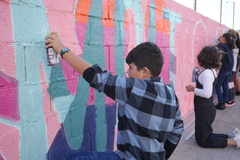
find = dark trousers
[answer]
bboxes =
[194,96,228,148]
[164,138,181,159]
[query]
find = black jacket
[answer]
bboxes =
[218,43,234,72]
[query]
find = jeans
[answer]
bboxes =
[216,71,231,103]
[66,151,122,160]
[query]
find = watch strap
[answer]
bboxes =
[60,47,70,58]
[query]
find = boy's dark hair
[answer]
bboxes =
[223,32,236,49]
[126,42,163,76]
[197,46,222,69]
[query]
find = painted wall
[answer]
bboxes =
[0,0,228,159]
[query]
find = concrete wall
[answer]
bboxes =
[0,0,229,159]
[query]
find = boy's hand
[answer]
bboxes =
[45,32,65,54]
[185,85,195,92]
[45,32,92,75]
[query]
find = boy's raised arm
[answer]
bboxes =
[45,32,92,75]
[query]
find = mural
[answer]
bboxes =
[0,0,228,159]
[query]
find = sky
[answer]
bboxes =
[235,0,240,6]
[173,0,240,30]
[234,0,240,30]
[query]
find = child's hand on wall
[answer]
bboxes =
[186,85,195,92]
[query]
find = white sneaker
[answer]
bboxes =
[233,133,240,150]
[229,128,240,138]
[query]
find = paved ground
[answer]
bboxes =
[169,95,240,160]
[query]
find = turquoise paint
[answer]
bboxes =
[114,46,125,76]
[20,119,47,159]
[149,0,156,42]
[64,1,108,150]
[11,0,48,43]
[114,0,126,76]
[47,65,70,99]
[11,1,49,159]
[63,78,89,149]
[87,1,107,151]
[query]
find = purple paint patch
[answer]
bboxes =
[105,104,117,152]
[0,71,19,121]
[47,105,97,159]
[80,105,97,151]
[47,104,117,158]
[47,125,74,160]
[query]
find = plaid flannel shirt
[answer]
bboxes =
[83,64,184,160]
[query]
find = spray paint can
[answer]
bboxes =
[46,33,59,66]
[192,67,199,82]
[46,47,59,66]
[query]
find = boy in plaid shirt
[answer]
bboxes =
[45,32,184,160]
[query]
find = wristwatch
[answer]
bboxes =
[60,47,70,58]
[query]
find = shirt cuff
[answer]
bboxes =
[83,64,103,84]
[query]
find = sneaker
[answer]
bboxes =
[229,128,240,138]
[215,103,225,110]
[225,101,235,107]
[236,91,240,96]
[233,133,240,150]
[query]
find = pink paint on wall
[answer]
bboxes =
[156,32,171,84]
[0,122,19,160]
[173,10,201,115]
[0,72,19,121]
[75,0,92,51]
[102,0,116,105]
[104,27,116,105]
[39,62,61,147]
[0,1,16,77]
[124,10,136,77]
[124,31,129,78]
[43,0,82,95]
[167,2,228,115]
[87,87,95,106]
[75,23,88,51]
[124,10,137,54]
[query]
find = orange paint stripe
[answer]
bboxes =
[155,0,169,34]
[75,0,92,23]
[143,0,170,35]
[102,0,115,27]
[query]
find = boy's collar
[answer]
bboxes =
[145,76,162,82]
